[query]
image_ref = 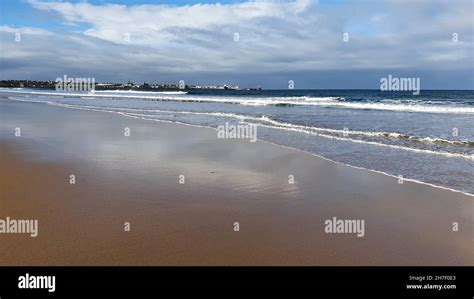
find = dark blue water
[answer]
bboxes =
[1,88,473,194]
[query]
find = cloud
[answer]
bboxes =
[27,0,313,44]
[0,0,472,88]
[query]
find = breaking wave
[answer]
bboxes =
[8,97,470,160]
[1,88,473,114]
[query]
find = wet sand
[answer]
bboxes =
[0,99,473,265]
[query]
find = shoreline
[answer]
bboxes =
[8,96,474,197]
[1,99,473,266]
[125,108,474,197]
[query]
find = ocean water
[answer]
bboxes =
[1,88,473,195]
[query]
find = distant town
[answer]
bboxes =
[0,80,262,91]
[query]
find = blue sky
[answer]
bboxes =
[0,0,473,89]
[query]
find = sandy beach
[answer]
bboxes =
[0,98,473,265]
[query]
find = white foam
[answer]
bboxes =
[1,89,340,107]
[92,90,188,95]
[3,88,473,114]
[249,121,474,160]
[311,101,474,114]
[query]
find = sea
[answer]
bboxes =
[1,88,473,195]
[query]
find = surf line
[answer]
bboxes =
[0,217,38,237]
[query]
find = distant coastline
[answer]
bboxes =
[0,80,262,91]
[2,80,472,92]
